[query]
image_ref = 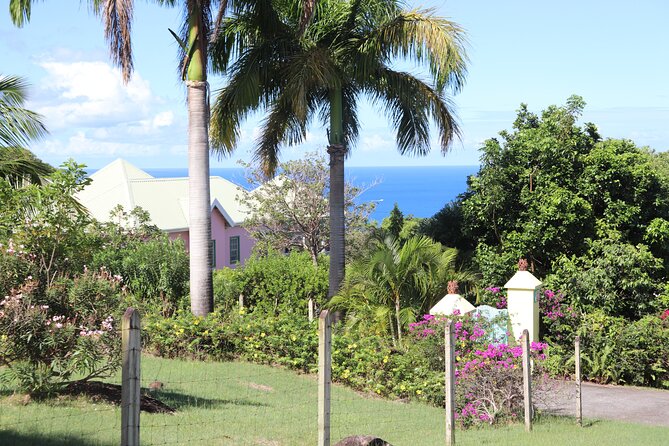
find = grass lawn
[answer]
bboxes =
[1,356,667,445]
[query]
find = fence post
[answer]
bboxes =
[239,293,244,313]
[575,335,582,426]
[445,320,456,446]
[318,310,332,446]
[521,329,532,432]
[121,308,141,446]
[309,298,315,322]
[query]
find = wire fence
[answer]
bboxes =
[0,307,583,446]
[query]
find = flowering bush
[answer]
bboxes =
[480,286,507,309]
[0,269,124,395]
[408,312,547,426]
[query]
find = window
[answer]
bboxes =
[210,239,217,269]
[230,236,240,264]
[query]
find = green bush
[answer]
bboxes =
[214,250,328,315]
[546,239,664,319]
[0,164,139,395]
[542,309,669,388]
[91,213,189,317]
[212,266,243,315]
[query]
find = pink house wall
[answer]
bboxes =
[168,209,255,269]
[169,230,189,246]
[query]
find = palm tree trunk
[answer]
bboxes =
[187,80,213,316]
[395,298,403,345]
[327,87,346,299]
[186,7,213,316]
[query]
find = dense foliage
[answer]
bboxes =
[0,161,190,394]
[486,286,669,388]
[422,97,669,319]
[213,250,329,316]
[0,164,123,394]
[330,235,474,342]
[90,206,189,317]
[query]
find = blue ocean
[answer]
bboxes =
[143,166,479,222]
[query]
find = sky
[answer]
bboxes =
[2,0,668,169]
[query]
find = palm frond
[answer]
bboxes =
[8,0,32,27]
[0,147,55,187]
[0,75,48,148]
[369,68,460,155]
[254,95,309,177]
[92,0,135,83]
[359,9,468,92]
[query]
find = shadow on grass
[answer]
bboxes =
[149,389,269,411]
[533,413,602,429]
[0,430,113,446]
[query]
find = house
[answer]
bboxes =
[77,158,255,268]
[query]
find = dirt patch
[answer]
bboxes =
[247,382,274,392]
[63,381,176,414]
[254,439,280,446]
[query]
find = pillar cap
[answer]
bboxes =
[504,270,541,290]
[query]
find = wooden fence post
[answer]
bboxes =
[121,308,141,446]
[309,298,314,322]
[318,310,332,446]
[239,293,244,313]
[521,329,532,432]
[575,335,582,426]
[445,320,456,446]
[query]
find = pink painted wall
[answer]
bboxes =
[169,230,189,246]
[169,210,254,269]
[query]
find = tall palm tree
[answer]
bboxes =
[209,0,468,298]
[0,75,52,186]
[9,0,233,315]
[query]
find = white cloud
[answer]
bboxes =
[38,131,161,157]
[35,61,158,130]
[361,134,394,152]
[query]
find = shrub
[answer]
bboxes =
[221,250,328,315]
[0,164,127,395]
[213,266,243,315]
[91,213,189,317]
[0,270,124,395]
[546,239,664,319]
[407,313,546,426]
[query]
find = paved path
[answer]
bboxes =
[537,381,669,426]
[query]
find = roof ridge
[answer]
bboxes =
[120,160,136,211]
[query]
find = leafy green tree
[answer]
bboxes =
[427,97,669,292]
[238,152,374,265]
[386,203,404,240]
[418,201,469,251]
[545,238,664,319]
[209,0,468,298]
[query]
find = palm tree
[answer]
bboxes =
[330,234,471,343]
[10,1,233,315]
[0,75,51,186]
[209,0,468,298]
